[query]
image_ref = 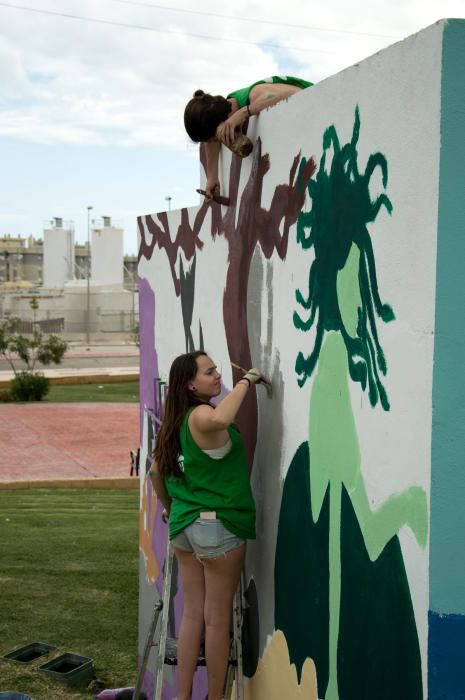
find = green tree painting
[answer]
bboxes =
[275,108,428,700]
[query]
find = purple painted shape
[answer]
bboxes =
[138,277,210,699]
[139,277,158,438]
[138,645,208,699]
[138,663,154,699]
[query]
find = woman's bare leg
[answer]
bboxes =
[203,545,245,700]
[175,548,206,700]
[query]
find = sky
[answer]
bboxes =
[0,0,464,254]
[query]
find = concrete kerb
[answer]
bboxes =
[0,477,140,490]
[0,370,139,390]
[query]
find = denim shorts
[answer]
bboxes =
[172,518,245,559]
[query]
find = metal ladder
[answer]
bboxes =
[134,539,245,700]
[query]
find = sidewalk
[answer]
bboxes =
[0,403,140,487]
[0,343,140,379]
[0,366,139,387]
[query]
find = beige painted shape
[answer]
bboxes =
[139,474,159,582]
[234,630,318,700]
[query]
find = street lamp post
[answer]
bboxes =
[165,196,172,211]
[86,206,93,345]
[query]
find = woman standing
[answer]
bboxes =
[150,350,262,700]
[184,76,313,200]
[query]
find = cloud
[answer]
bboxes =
[0,2,462,147]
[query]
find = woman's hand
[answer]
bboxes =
[205,175,220,200]
[162,508,169,523]
[216,108,248,148]
[244,368,262,384]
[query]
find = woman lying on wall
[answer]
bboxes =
[150,350,262,700]
[184,76,313,200]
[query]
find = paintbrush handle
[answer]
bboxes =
[231,362,271,387]
[196,189,230,206]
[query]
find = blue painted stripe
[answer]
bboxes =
[430,19,465,616]
[428,611,465,700]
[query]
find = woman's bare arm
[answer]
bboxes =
[249,83,301,113]
[218,83,301,147]
[204,140,221,199]
[149,460,172,513]
[190,371,260,433]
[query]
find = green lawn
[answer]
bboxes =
[0,489,140,699]
[44,381,139,403]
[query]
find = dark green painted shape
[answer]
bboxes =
[274,441,330,692]
[338,484,423,699]
[242,577,259,678]
[294,108,394,409]
[275,442,423,698]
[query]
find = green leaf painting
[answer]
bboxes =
[294,106,394,410]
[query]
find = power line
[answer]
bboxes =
[110,0,400,40]
[0,2,336,54]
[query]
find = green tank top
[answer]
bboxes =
[165,408,256,540]
[227,75,313,109]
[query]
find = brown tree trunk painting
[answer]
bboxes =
[138,142,315,468]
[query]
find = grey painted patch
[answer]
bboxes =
[247,246,264,366]
[246,255,284,655]
[138,551,178,695]
[248,349,285,656]
[138,551,162,679]
[265,261,273,352]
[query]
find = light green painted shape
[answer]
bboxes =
[309,331,360,522]
[308,244,428,699]
[337,243,361,338]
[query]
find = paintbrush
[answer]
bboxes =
[231,361,272,399]
[196,189,230,206]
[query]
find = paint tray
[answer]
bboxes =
[2,641,56,664]
[38,651,94,686]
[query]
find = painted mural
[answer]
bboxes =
[275,109,427,700]
[137,134,316,699]
[138,19,465,700]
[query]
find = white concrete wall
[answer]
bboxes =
[63,281,133,332]
[137,20,461,700]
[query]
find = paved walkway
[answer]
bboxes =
[0,403,140,483]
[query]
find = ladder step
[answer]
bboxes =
[164,638,205,666]
[163,638,237,668]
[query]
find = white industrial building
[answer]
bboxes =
[0,216,138,338]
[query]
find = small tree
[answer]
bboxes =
[29,296,39,329]
[0,317,68,400]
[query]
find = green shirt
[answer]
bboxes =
[166,408,256,540]
[227,76,313,109]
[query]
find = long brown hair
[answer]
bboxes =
[153,350,207,478]
[184,89,232,142]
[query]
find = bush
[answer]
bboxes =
[0,388,13,402]
[10,372,50,401]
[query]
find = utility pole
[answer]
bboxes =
[86,206,93,345]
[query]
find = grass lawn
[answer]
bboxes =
[0,489,140,699]
[44,381,139,403]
